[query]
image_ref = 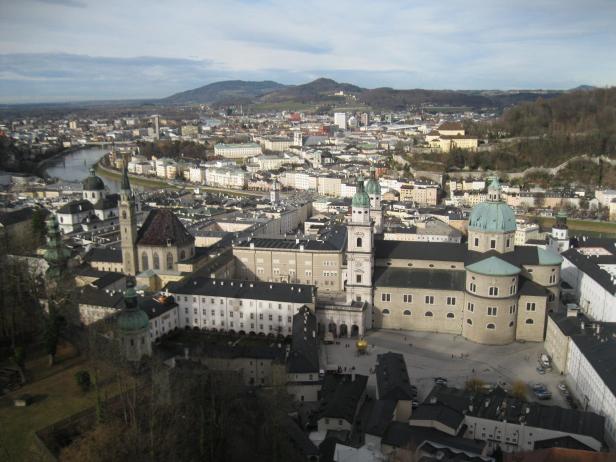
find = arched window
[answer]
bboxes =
[526,319,534,324]
[466,319,473,325]
[446,313,455,318]
[382,309,390,315]
[166,252,173,270]
[356,237,362,248]
[122,210,127,219]
[153,253,160,270]
[509,321,514,327]
[486,323,495,329]
[403,310,411,316]
[425,311,433,317]
[141,252,148,271]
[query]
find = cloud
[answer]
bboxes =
[34,0,87,7]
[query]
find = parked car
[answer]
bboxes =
[535,390,552,400]
[531,383,547,392]
[434,377,448,385]
[536,366,546,375]
[558,383,568,392]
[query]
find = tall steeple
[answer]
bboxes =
[43,215,71,284]
[117,278,151,361]
[119,162,138,275]
[346,176,375,311]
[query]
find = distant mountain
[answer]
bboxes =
[568,84,598,92]
[257,78,364,103]
[162,80,287,104]
[162,77,568,110]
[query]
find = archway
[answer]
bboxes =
[328,323,337,337]
[351,325,359,337]
[339,324,348,338]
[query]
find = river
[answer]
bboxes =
[44,146,120,192]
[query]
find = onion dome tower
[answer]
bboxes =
[43,215,71,284]
[117,279,151,361]
[82,168,106,204]
[364,168,383,234]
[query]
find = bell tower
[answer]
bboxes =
[119,165,138,275]
[346,177,374,306]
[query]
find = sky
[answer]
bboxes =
[1,0,616,103]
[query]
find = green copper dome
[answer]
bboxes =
[466,256,521,276]
[83,168,105,191]
[364,169,381,196]
[352,177,370,208]
[117,281,149,332]
[468,178,516,233]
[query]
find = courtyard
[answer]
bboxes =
[323,329,570,407]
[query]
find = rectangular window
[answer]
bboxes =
[474,237,479,247]
[259,313,263,320]
[211,309,215,316]
[447,297,456,305]
[526,302,536,311]
[403,294,413,303]
[467,303,474,312]
[489,287,499,296]
[268,314,273,321]
[488,307,497,316]
[356,274,362,283]
[381,293,391,302]
[425,295,434,305]
[469,283,477,293]
[490,239,496,249]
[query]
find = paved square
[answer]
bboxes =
[323,329,570,407]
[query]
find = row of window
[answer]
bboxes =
[382,309,455,318]
[466,302,537,315]
[465,318,535,327]
[180,296,293,311]
[186,317,292,333]
[380,293,456,305]
[472,237,512,249]
[184,307,292,323]
[468,284,516,296]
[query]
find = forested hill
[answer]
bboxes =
[500,87,616,137]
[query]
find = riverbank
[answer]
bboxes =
[95,160,262,197]
[94,161,179,190]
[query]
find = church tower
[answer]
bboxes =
[364,168,383,234]
[346,177,374,306]
[549,210,570,253]
[270,177,280,206]
[43,214,71,290]
[119,166,138,275]
[117,278,151,362]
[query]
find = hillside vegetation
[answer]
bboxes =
[444,88,616,179]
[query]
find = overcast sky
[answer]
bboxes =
[1,0,615,103]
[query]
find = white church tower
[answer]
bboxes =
[364,168,383,234]
[346,177,374,306]
[549,210,570,253]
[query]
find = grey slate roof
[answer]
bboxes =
[562,245,616,295]
[364,399,396,437]
[374,267,465,291]
[84,247,122,264]
[318,373,368,423]
[166,277,315,304]
[0,207,48,226]
[288,306,319,373]
[426,385,605,443]
[57,200,93,215]
[518,277,550,297]
[375,240,468,262]
[376,352,416,401]
[410,403,465,432]
[234,225,347,252]
[382,422,486,454]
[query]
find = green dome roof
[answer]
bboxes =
[466,256,521,276]
[468,202,516,233]
[364,169,381,196]
[83,168,105,191]
[352,177,370,208]
[117,282,149,332]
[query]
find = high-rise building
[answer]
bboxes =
[360,112,369,127]
[152,115,160,140]
[334,112,347,130]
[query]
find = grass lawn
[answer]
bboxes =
[0,347,120,462]
[531,216,616,237]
